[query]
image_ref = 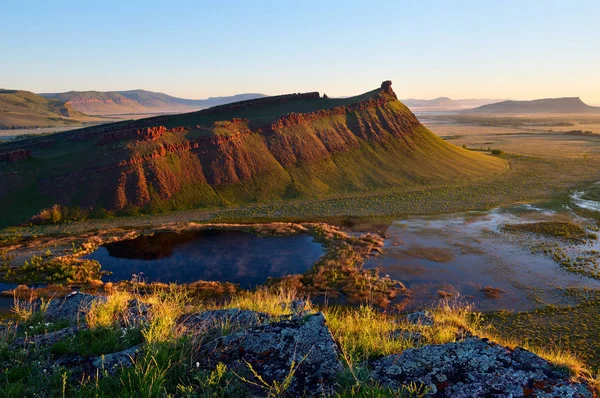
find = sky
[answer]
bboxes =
[1,0,599,103]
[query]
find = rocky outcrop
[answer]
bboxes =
[6,294,593,397]
[371,337,592,397]
[0,149,31,162]
[96,126,187,145]
[198,312,343,396]
[381,80,396,98]
[44,292,106,324]
[10,326,78,349]
[91,345,142,374]
[405,310,435,326]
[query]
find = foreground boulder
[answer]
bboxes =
[198,312,342,396]
[44,292,106,324]
[92,345,142,374]
[371,337,592,397]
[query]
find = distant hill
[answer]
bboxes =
[0,81,505,227]
[41,90,267,115]
[0,89,101,129]
[469,97,600,114]
[401,97,503,110]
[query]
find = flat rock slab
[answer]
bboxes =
[200,312,342,396]
[44,292,106,324]
[371,337,592,397]
[10,326,78,349]
[92,344,142,374]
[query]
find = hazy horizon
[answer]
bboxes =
[2,0,599,104]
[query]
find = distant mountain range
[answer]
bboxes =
[0,89,101,129]
[40,90,267,115]
[4,87,599,131]
[469,97,600,114]
[401,97,504,110]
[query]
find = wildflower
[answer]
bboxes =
[196,362,200,368]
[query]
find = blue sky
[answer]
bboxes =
[2,0,599,103]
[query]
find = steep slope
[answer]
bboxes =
[470,97,600,114]
[0,90,101,129]
[0,81,506,226]
[41,90,267,115]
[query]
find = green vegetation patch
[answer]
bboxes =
[51,327,142,357]
[0,254,106,284]
[502,221,597,242]
[484,289,600,372]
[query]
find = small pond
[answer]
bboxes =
[85,229,325,288]
[0,282,16,315]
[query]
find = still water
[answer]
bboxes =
[85,229,325,289]
[364,202,600,312]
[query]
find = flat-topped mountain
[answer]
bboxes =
[469,97,600,114]
[0,89,101,129]
[41,90,266,115]
[0,81,505,227]
[402,97,503,110]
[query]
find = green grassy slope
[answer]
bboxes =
[0,90,100,129]
[0,82,506,227]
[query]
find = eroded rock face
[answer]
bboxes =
[44,292,106,324]
[0,149,31,162]
[199,312,342,396]
[371,337,592,397]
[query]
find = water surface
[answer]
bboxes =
[364,202,600,312]
[86,230,325,288]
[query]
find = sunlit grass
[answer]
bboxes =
[1,287,598,396]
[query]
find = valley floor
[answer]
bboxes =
[3,118,600,393]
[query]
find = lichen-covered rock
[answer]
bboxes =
[371,337,592,397]
[199,312,342,396]
[280,299,310,316]
[92,345,142,374]
[121,299,152,327]
[405,310,434,326]
[44,292,106,324]
[10,326,78,349]
[177,308,274,336]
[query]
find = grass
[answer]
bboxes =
[484,289,600,374]
[50,327,143,357]
[502,221,597,242]
[0,288,596,397]
[0,253,105,284]
[0,89,99,129]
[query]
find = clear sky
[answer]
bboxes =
[2,0,599,103]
